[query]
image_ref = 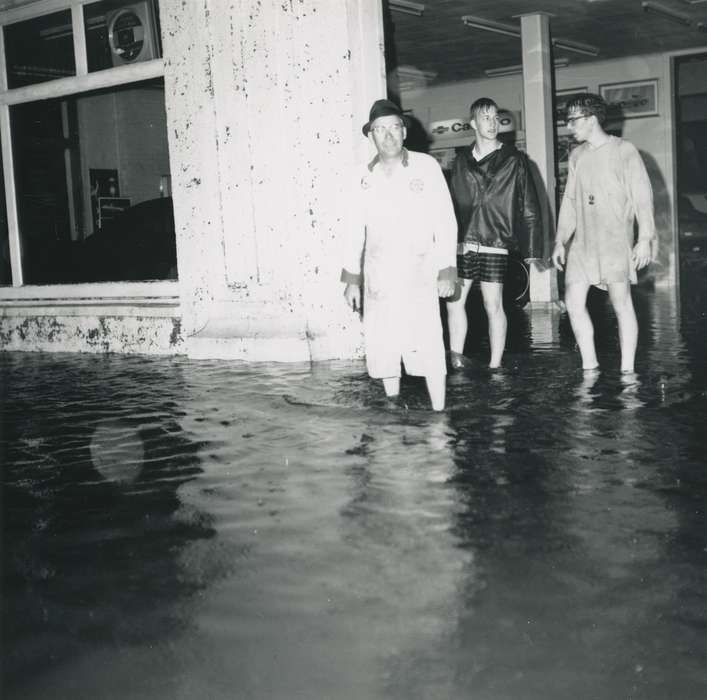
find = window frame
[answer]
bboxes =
[0,0,177,307]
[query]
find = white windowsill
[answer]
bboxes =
[0,280,181,317]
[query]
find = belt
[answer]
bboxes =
[458,241,508,256]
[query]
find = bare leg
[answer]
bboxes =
[382,377,400,397]
[425,374,446,411]
[607,281,638,373]
[564,281,599,370]
[480,281,506,368]
[445,278,473,355]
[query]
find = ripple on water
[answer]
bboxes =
[2,284,707,699]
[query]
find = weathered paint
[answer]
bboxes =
[0,315,184,355]
[160,0,384,361]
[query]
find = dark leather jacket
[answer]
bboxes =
[450,143,543,259]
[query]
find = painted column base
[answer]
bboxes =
[528,261,559,303]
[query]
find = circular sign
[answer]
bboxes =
[109,10,146,62]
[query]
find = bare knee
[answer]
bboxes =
[608,284,634,315]
[564,285,589,319]
[481,283,504,318]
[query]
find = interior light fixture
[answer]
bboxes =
[389,0,425,17]
[551,38,600,57]
[461,14,520,38]
[484,57,569,78]
[641,1,692,25]
[484,65,523,77]
[395,65,437,89]
[680,1,707,5]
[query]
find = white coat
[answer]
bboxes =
[343,150,457,379]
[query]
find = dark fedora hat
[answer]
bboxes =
[362,98,408,136]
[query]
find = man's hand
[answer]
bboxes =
[632,239,652,270]
[551,242,566,271]
[344,283,361,313]
[437,279,455,298]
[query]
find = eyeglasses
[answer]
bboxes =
[566,114,590,126]
[371,123,404,136]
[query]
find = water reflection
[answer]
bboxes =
[2,278,706,699]
[89,418,145,484]
[1,356,214,698]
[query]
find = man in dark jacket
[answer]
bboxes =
[446,97,542,369]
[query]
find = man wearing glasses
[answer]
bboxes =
[551,93,657,374]
[341,99,457,411]
[446,97,543,370]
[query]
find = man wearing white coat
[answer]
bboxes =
[341,99,458,411]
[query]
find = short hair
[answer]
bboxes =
[469,97,498,123]
[565,92,607,126]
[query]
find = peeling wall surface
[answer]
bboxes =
[0,315,184,355]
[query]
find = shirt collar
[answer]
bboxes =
[367,147,409,172]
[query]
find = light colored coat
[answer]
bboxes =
[557,136,656,289]
[343,151,457,379]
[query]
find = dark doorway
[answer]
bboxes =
[674,53,707,279]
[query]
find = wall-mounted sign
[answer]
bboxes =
[106,1,159,66]
[429,119,472,139]
[497,110,518,133]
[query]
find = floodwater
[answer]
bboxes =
[1,275,706,700]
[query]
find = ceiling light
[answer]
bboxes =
[395,65,437,89]
[461,14,520,38]
[641,1,692,25]
[552,38,600,56]
[484,64,523,77]
[484,57,570,78]
[390,0,425,17]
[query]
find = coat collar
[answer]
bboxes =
[367,147,410,172]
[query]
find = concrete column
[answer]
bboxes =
[519,12,558,303]
[160,0,385,360]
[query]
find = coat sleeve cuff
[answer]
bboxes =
[437,266,457,283]
[341,268,362,285]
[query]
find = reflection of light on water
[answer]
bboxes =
[528,304,562,348]
[89,419,145,484]
[619,372,643,411]
[574,368,599,404]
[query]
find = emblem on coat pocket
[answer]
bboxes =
[588,194,595,205]
[410,178,424,192]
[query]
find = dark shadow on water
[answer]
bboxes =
[0,354,215,696]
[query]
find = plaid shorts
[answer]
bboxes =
[457,250,508,283]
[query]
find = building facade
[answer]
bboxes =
[0,0,694,359]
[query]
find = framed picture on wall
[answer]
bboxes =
[555,88,588,126]
[599,79,659,119]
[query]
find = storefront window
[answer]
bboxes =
[11,78,175,285]
[84,0,162,73]
[3,10,76,89]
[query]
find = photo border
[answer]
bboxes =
[598,78,659,119]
